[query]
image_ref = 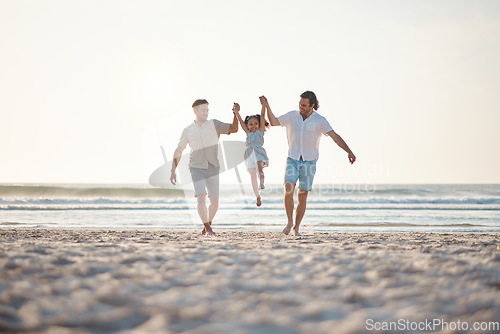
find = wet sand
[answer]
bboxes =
[0,229,499,333]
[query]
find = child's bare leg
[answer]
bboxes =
[257,161,265,189]
[248,168,261,207]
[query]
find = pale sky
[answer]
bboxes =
[1,0,499,185]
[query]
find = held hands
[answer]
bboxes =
[232,103,240,114]
[259,95,268,106]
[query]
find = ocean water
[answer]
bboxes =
[0,184,499,233]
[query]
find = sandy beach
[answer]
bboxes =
[0,229,499,333]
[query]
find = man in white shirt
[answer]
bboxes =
[170,99,239,236]
[263,91,356,236]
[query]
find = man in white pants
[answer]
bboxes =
[263,91,356,236]
[170,99,239,236]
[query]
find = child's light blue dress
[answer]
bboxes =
[244,129,269,169]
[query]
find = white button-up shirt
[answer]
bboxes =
[278,110,333,161]
[177,119,230,169]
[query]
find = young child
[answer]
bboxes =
[233,97,270,206]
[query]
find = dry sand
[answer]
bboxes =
[0,229,499,333]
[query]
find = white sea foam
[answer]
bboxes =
[0,184,499,232]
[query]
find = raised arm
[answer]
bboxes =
[228,103,239,134]
[259,102,267,132]
[326,130,356,164]
[233,103,248,134]
[260,96,280,126]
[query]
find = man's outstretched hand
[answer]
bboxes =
[348,152,356,164]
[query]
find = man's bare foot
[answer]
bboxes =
[260,182,265,190]
[282,222,293,235]
[256,196,261,207]
[203,222,216,236]
[292,228,300,236]
[201,221,212,235]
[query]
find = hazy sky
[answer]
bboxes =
[1,0,499,185]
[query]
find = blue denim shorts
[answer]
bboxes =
[284,157,317,192]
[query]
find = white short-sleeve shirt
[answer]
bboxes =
[177,119,230,169]
[277,110,333,161]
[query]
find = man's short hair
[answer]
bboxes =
[300,91,319,110]
[192,99,209,108]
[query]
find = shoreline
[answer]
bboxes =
[1,229,499,333]
[2,226,499,234]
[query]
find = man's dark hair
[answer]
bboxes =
[244,114,270,128]
[300,91,319,110]
[192,99,209,108]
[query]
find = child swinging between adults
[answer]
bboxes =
[170,92,355,237]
